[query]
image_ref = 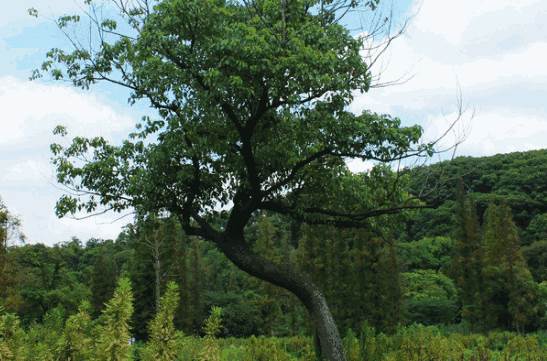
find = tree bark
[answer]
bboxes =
[217,233,347,361]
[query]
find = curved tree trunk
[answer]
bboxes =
[217,233,346,361]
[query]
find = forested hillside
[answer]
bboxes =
[405,149,547,242]
[1,149,546,341]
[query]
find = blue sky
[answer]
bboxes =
[1,0,546,245]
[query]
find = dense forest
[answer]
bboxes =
[1,150,546,359]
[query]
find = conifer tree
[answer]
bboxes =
[253,215,285,335]
[199,307,222,361]
[481,203,540,331]
[450,183,483,327]
[127,223,156,340]
[297,225,401,333]
[352,234,401,332]
[94,278,134,361]
[170,233,191,333]
[375,240,401,332]
[56,302,93,361]
[0,209,8,305]
[141,282,181,361]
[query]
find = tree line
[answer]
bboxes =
[1,150,545,340]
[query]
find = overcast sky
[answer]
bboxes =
[1,0,546,245]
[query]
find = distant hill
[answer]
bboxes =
[404,149,547,243]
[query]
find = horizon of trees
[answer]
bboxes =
[1,149,545,339]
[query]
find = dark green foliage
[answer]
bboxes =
[0,199,24,309]
[401,270,459,325]
[539,282,547,329]
[450,188,483,327]
[407,149,547,240]
[90,250,118,316]
[481,203,541,331]
[398,236,453,272]
[523,213,547,244]
[403,202,456,241]
[523,240,547,282]
[5,242,91,325]
[2,148,546,351]
[298,225,402,333]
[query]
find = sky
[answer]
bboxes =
[1,0,546,245]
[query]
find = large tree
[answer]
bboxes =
[38,1,434,359]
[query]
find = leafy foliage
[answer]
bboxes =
[406,149,547,240]
[401,270,459,325]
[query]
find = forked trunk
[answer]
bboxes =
[217,234,346,361]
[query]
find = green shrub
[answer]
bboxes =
[199,307,222,361]
[93,277,134,361]
[140,282,182,361]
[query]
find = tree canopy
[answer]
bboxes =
[43,0,430,229]
[36,1,439,359]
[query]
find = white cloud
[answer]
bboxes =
[0,76,135,245]
[0,0,81,33]
[422,111,547,156]
[0,76,133,146]
[353,0,547,157]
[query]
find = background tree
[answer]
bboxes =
[481,203,540,331]
[90,248,118,316]
[406,149,547,241]
[450,184,483,328]
[522,240,547,282]
[401,270,459,325]
[39,1,436,359]
[0,198,25,308]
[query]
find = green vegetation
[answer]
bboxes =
[36,1,433,357]
[406,149,547,242]
[6,0,546,359]
[1,278,545,361]
[1,149,546,360]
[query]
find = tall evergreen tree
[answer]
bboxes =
[253,215,288,335]
[481,203,540,331]
[188,239,205,333]
[298,225,401,333]
[0,206,9,304]
[351,234,401,332]
[450,183,483,327]
[170,231,191,333]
